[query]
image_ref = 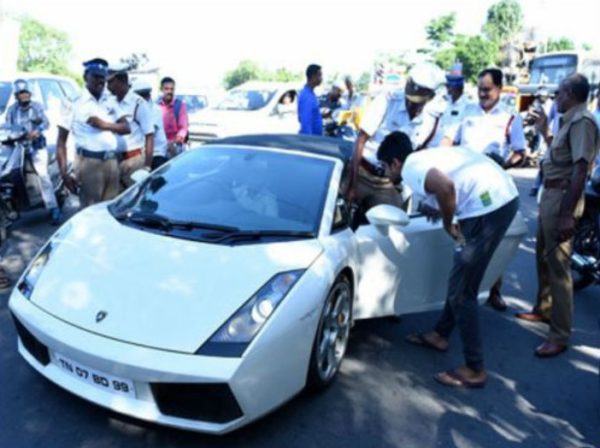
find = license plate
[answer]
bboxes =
[54,353,136,398]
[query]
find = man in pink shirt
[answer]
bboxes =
[157,76,189,167]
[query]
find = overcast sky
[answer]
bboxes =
[4,0,600,88]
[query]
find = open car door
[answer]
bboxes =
[352,205,528,320]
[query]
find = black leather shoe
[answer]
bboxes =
[486,292,507,312]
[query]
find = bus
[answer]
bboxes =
[515,51,600,111]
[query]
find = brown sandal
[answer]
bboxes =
[434,370,486,389]
[405,333,448,352]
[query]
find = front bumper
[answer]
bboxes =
[8,290,307,434]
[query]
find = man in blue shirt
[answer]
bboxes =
[298,64,323,135]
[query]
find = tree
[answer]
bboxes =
[223,61,302,89]
[356,72,371,91]
[120,53,150,71]
[546,37,576,53]
[223,60,264,89]
[483,0,523,46]
[582,43,593,52]
[454,35,498,83]
[426,13,456,48]
[269,67,302,83]
[18,17,73,76]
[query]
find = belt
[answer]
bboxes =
[118,148,143,161]
[360,158,385,177]
[543,178,570,190]
[76,147,117,161]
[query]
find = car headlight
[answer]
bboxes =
[197,270,304,357]
[17,223,71,299]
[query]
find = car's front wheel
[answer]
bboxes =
[307,275,352,390]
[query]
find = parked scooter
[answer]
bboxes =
[572,166,600,290]
[324,109,357,142]
[0,124,70,231]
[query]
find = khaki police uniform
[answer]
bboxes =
[115,90,154,189]
[355,91,440,211]
[535,103,600,342]
[59,89,125,208]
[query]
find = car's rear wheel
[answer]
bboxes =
[307,275,352,390]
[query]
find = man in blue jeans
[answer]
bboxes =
[298,64,323,135]
[377,131,519,388]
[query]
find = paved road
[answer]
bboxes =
[1,169,598,448]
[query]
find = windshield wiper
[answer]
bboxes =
[114,211,239,233]
[114,211,173,231]
[212,230,316,244]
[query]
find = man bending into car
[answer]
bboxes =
[377,131,519,388]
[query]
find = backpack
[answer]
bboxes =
[172,98,189,143]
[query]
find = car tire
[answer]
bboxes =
[307,274,352,390]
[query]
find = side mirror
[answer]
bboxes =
[366,205,410,231]
[130,169,151,184]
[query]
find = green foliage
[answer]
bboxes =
[426,13,456,48]
[356,72,371,91]
[582,43,593,52]
[456,35,499,83]
[546,37,576,53]
[269,67,302,83]
[223,60,302,89]
[18,17,73,76]
[483,0,523,45]
[434,35,498,83]
[223,60,264,89]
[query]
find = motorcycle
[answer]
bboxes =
[0,124,70,233]
[324,109,357,142]
[571,165,600,290]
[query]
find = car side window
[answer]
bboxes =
[25,79,44,106]
[59,80,80,102]
[275,90,297,115]
[37,79,65,112]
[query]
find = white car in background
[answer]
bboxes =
[188,81,300,142]
[9,135,527,434]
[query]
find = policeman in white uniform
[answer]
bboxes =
[347,63,445,224]
[57,58,130,208]
[429,63,470,147]
[443,68,525,168]
[107,64,154,189]
[132,81,169,170]
[442,67,525,311]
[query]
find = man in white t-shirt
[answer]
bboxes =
[377,131,520,389]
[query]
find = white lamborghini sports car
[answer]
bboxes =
[8,135,527,434]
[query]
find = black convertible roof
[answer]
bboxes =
[207,134,354,164]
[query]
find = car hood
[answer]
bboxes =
[29,206,323,353]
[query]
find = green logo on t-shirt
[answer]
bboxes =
[480,191,492,207]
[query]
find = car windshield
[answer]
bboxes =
[110,147,334,242]
[0,82,12,115]
[215,89,276,111]
[530,55,577,85]
[178,94,208,113]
